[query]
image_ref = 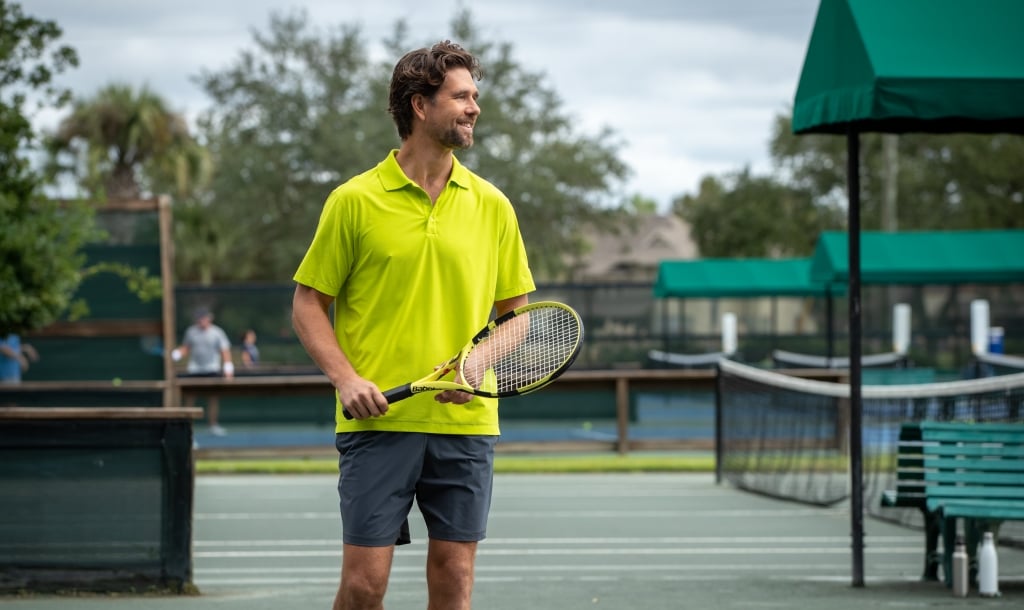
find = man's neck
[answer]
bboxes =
[395,137,455,203]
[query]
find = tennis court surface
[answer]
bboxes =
[3,473,1022,609]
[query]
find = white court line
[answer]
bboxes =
[196,481,738,498]
[194,535,919,547]
[195,474,716,485]
[194,572,943,587]
[490,491,733,498]
[195,547,920,559]
[197,488,734,499]
[195,574,1024,587]
[195,508,837,520]
[197,563,917,575]
[197,512,338,520]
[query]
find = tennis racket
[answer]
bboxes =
[343,301,583,419]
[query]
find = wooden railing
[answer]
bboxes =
[2,368,846,454]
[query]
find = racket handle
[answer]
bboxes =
[342,384,413,420]
[382,384,413,404]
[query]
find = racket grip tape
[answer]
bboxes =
[382,384,413,404]
[342,384,414,420]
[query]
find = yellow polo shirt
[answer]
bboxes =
[293,150,535,434]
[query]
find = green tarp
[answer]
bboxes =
[793,0,1024,134]
[810,230,1024,284]
[654,258,837,298]
[654,231,1024,296]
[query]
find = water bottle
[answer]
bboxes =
[952,536,968,597]
[977,531,1000,597]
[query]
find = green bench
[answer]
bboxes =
[881,421,1024,587]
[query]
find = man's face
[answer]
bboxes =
[424,67,480,150]
[197,315,212,329]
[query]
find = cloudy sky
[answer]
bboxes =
[29,0,822,208]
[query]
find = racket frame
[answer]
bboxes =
[411,301,583,399]
[345,301,583,418]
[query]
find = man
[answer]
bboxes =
[0,334,39,384]
[292,41,535,610]
[171,307,234,435]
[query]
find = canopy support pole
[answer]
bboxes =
[826,285,834,361]
[847,130,865,588]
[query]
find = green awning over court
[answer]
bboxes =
[810,230,1024,284]
[793,0,1024,134]
[654,258,838,298]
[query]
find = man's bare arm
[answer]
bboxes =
[291,284,388,419]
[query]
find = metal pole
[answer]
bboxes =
[847,131,865,587]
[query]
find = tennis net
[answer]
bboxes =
[771,349,909,369]
[971,351,1024,377]
[647,349,727,369]
[716,359,1024,542]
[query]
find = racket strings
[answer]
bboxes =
[462,306,581,393]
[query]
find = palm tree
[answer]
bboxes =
[48,83,207,201]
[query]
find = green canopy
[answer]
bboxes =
[793,0,1024,134]
[654,258,839,298]
[810,230,1024,284]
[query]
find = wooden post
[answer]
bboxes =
[158,195,179,408]
[615,377,629,455]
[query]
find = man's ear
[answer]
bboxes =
[411,93,429,121]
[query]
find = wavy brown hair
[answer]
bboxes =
[388,40,482,140]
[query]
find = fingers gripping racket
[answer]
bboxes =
[343,301,583,419]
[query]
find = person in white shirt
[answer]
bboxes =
[172,307,234,435]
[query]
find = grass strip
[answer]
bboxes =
[196,453,715,475]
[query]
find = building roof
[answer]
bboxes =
[573,214,697,280]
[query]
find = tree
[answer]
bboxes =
[188,10,387,284]
[769,114,1024,231]
[188,9,631,283]
[0,0,100,336]
[672,168,843,258]
[47,82,207,201]
[673,112,1024,259]
[445,11,630,278]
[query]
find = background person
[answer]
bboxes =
[0,334,39,384]
[239,328,259,369]
[291,40,535,610]
[172,307,234,435]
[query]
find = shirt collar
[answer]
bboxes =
[379,149,470,192]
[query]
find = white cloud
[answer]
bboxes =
[27,0,819,208]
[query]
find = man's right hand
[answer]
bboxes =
[336,375,389,419]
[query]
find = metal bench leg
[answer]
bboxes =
[965,519,982,586]
[939,514,957,588]
[922,509,942,581]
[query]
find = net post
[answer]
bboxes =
[714,361,723,484]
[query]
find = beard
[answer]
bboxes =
[437,124,474,150]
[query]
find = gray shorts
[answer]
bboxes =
[335,432,498,547]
